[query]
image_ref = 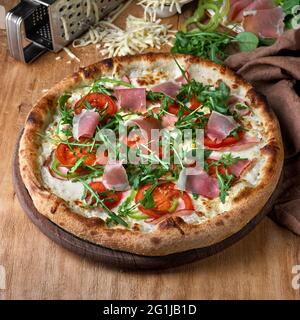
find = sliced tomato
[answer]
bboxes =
[190,95,202,110]
[167,101,180,115]
[55,139,96,167]
[135,182,194,219]
[204,131,245,149]
[86,182,122,209]
[74,93,117,116]
[167,96,203,114]
[206,159,228,176]
[126,135,142,148]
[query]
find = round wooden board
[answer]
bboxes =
[12,131,282,270]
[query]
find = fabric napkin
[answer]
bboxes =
[225,29,300,235]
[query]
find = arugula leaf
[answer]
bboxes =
[236,32,259,52]
[146,90,173,119]
[216,170,235,204]
[79,179,128,227]
[207,153,247,203]
[171,31,235,64]
[139,184,157,209]
[69,156,86,174]
[117,190,138,217]
[176,78,230,118]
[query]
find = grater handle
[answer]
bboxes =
[6,1,46,63]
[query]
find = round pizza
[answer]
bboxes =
[19,53,284,256]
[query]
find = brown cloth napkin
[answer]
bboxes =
[225,29,300,236]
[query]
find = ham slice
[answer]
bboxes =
[125,116,162,144]
[235,0,275,22]
[114,88,147,112]
[161,113,178,128]
[205,135,260,151]
[152,81,181,98]
[229,0,253,22]
[231,159,252,177]
[243,7,284,38]
[72,109,100,140]
[208,156,252,178]
[206,111,239,143]
[177,167,219,199]
[96,148,109,165]
[102,162,130,191]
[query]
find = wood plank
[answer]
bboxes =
[0,0,299,300]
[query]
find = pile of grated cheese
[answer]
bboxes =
[138,0,187,22]
[72,15,175,58]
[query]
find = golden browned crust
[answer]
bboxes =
[19,53,284,256]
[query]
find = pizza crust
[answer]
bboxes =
[19,53,284,256]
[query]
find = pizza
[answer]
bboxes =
[19,53,284,256]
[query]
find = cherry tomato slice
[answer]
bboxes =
[167,97,202,115]
[74,93,117,116]
[167,101,180,115]
[206,159,228,176]
[204,131,245,149]
[135,182,194,218]
[190,95,202,110]
[55,139,96,167]
[86,182,122,209]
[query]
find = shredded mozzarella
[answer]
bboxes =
[138,0,186,21]
[60,16,70,41]
[63,47,80,62]
[73,15,175,58]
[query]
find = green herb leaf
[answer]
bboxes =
[236,32,259,52]
[79,179,128,227]
[171,31,235,64]
[139,184,157,209]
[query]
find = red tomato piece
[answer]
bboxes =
[55,139,96,167]
[190,95,202,110]
[204,131,245,149]
[74,93,117,116]
[86,182,122,209]
[135,182,194,218]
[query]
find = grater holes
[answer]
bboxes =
[54,0,123,42]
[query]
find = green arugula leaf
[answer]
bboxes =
[139,184,157,209]
[236,32,259,52]
[171,31,235,64]
[79,179,128,227]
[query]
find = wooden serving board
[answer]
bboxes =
[12,131,282,270]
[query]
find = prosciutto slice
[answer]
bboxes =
[177,167,219,199]
[206,111,239,143]
[152,81,181,98]
[114,88,147,112]
[233,0,275,22]
[102,162,130,191]
[161,113,178,128]
[205,135,260,151]
[72,109,100,140]
[229,0,253,22]
[243,7,285,38]
[231,159,252,177]
[208,156,252,178]
[125,116,162,144]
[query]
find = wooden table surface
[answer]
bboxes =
[0,0,299,300]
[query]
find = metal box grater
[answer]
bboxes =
[6,0,124,63]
